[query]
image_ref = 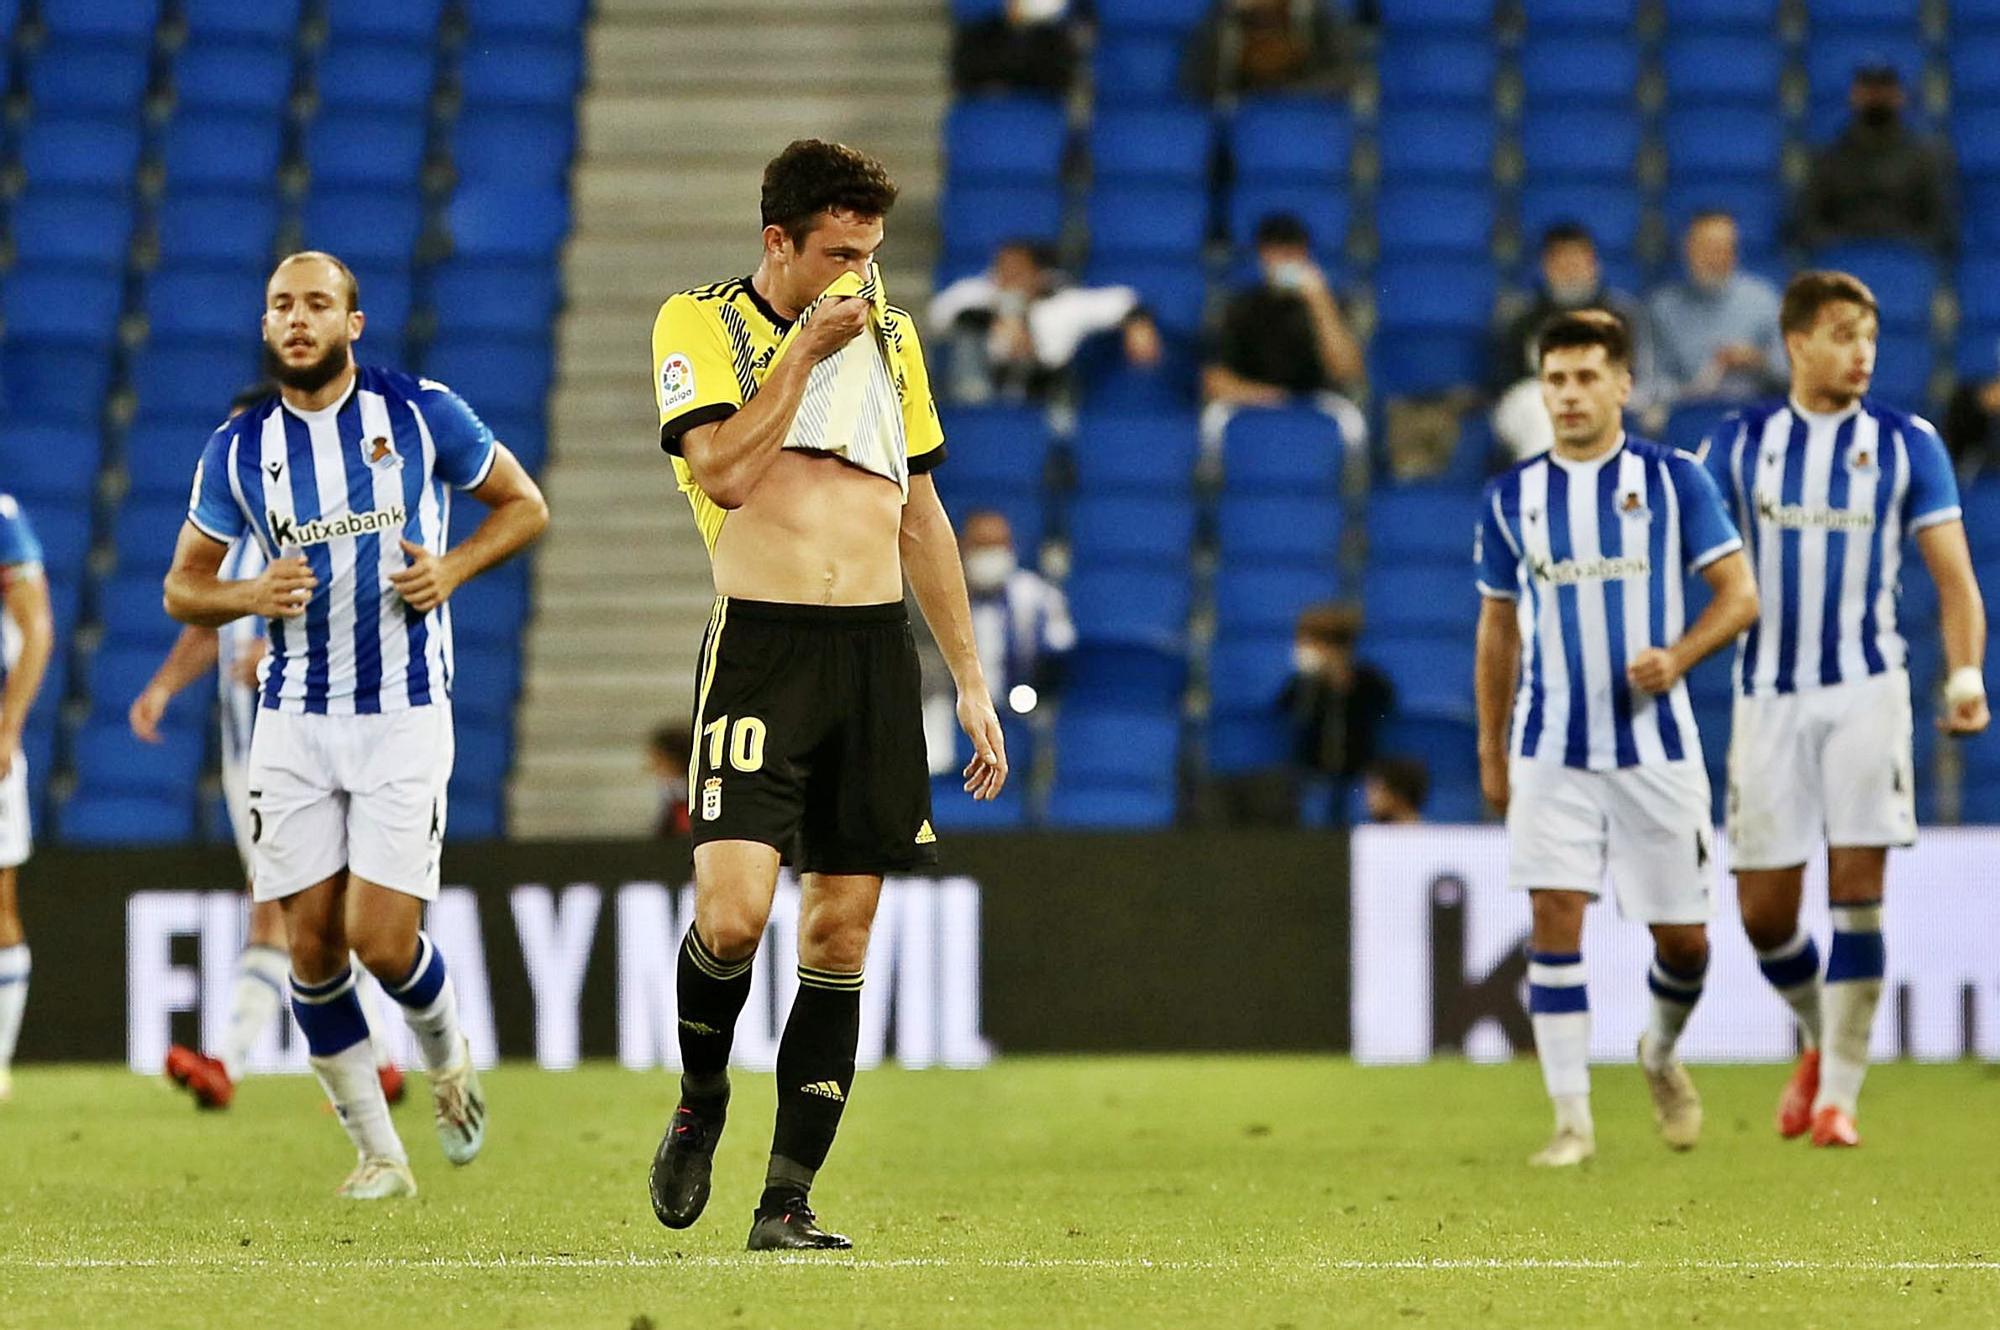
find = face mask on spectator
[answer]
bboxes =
[1293,643,1326,674]
[964,547,1017,592]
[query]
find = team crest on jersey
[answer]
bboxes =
[364,435,402,471]
[1617,488,1649,519]
[1847,443,1876,473]
[660,353,697,411]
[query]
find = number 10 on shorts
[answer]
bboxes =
[701,715,767,774]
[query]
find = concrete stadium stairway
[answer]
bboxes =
[513,0,948,837]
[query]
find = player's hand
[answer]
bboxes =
[129,685,172,744]
[1626,647,1682,695]
[1480,751,1508,817]
[797,296,869,364]
[249,556,316,619]
[958,691,1009,801]
[389,539,459,613]
[232,638,267,690]
[1940,692,1991,736]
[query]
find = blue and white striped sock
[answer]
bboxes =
[292,964,404,1162]
[1755,927,1823,1048]
[1820,902,1886,1114]
[1528,951,1591,1130]
[1642,952,1708,1072]
[383,932,462,1074]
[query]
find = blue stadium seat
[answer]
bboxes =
[1376,631,1475,721]
[450,725,514,799]
[1954,109,2000,178]
[40,0,158,40]
[483,413,546,474]
[112,497,200,577]
[450,572,530,650]
[1374,37,1494,109]
[156,190,279,266]
[934,405,1053,493]
[1951,34,2000,106]
[938,184,1064,266]
[459,39,583,108]
[1075,341,1199,411]
[424,340,552,416]
[0,346,113,424]
[1809,242,1936,331]
[309,111,428,186]
[1661,400,1741,458]
[1368,484,1480,563]
[1087,185,1208,259]
[87,647,206,730]
[1662,34,1785,104]
[1217,496,1341,567]
[328,0,444,40]
[7,194,134,271]
[1065,644,1188,708]
[452,187,576,260]
[98,574,180,648]
[1363,565,1466,635]
[447,794,504,841]
[1521,0,1635,27]
[143,267,266,340]
[1374,715,1477,788]
[1205,713,1291,776]
[1372,259,1494,333]
[464,0,587,35]
[1208,635,1295,713]
[1958,0,2000,27]
[172,39,295,112]
[1370,332,1485,397]
[350,265,414,355]
[1071,408,1199,494]
[1663,184,1784,260]
[1068,495,1198,566]
[1377,109,1494,181]
[449,648,522,726]
[1065,568,1190,648]
[1807,0,1919,29]
[21,117,142,190]
[162,111,285,188]
[1520,109,1641,181]
[315,42,435,111]
[1089,107,1213,185]
[1664,108,1784,181]
[1213,566,1339,636]
[60,795,198,846]
[1519,183,1643,257]
[1519,36,1639,107]
[182,0,299,40]
[1053,707,1180,789]
[1374,185,1492,258]
[131,344,260,426]
[1229,97,1352,182]
[1044,785,1177,829]
[929,776,1027,831]
[1377,0,1493,30]
[430,260,561,335]
[453,109,577,187]
[1869,331,1934,407]
[27,39,153,113]
[1092,33,1183,105]
[1805,36,1924,114]
[1225,183,1348,254]
[124,424,218,500]
[12,505,89,584]
[4,428,101,505]
[946,97,1069,185]
[1078,258,1207,338]
[1220,407,1345,494]
[1094,0,1207,32]
[1661,0,1776,26]
[302,190,423,266]
[1,271,123,345]
[937,485,1045,555]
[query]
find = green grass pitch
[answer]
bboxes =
[2,1058,1995,1329]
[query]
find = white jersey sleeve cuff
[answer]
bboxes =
[456,442,499,492]
[186,513,237,545]
[1907,505,1963,534]
[1688,535,1743,572]
[1476,581,1518,600]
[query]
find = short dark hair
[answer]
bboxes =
[1368,756,1429,812]
[272,250,360,311]
[1537,308,1631,368]
[760,139,899,246]
[1254,212,1311,248]
[1686,208,1735,231]
[1297,601,1363,648]
[1780,269,1879,335]
[1539,221,1595,254]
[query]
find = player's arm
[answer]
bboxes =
[164,526,315,628]
[1474,594,1519,816]
[678,299,869,509]
[1629,550,1758,693]
[129,625,220,744]
[1916,520,1989,734]
[0,565,54,779]
[390,444,548,614]
[901,473,1007,801]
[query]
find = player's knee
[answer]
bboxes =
[797,908,870,972]
[1737,896,1796,951]
[1653,929,1709,974]
[695,905,767,963]
[348,928,418,984]
[287,926,347,984]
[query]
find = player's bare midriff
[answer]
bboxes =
[709,450,904,605]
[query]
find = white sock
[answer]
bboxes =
[0,944,28,1071]
[1528,950,1591,1132]
[1754,927,1824,1048]
[355,973,397,1071]
[1818,904,1886,1115]
[221,945,289,1083]
[401,976,464,1075]
[309,1041,407,1164]
[1642,953,1707,1073]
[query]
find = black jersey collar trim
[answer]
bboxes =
[742,275,795,331]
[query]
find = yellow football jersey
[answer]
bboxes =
[652,274,946,552]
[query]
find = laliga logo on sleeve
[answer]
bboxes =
[660,353,696,411]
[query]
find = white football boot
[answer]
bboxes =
[1638,1036,1703,1151]
[430,1036,486,1166]
[337,1156,417,1200]
[1528,1127,1596,1168]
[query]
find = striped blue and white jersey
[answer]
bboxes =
[1701,399,1960,697]
[1476,437,1742,771]
[216,537,267,759]
[185,367,498,716]
[0,493,45,691]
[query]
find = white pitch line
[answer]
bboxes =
[4,1256,1997,1274]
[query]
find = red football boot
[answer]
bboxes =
[1810,1104,1861,1148]
[164,1045,235,1110]
[378,1062,407,1106]
[1776,1048,1820,1139]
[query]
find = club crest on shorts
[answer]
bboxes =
[701,776,723,821]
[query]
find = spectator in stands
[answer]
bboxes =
[1490,223,1653,460]
[1944,336,2000,475]
[1279,602,1394,817]
[951,0,1077,97]
[1648,211,1785,411]
[1203,212,1368,452]
[1362,755,1427,824]
[1182,0,1353,103]
[930,241,1161,405]
[963,509,1074,708]
[647,722,693,839]
[1796,65,1955,254]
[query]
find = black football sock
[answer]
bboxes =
[677,926,754,1103]
[765,963,863,1205]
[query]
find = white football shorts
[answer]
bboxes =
[1506,755,1715,925]
[247,704,453,902]
[1726,668,1915,872]
[0,746,30,871]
